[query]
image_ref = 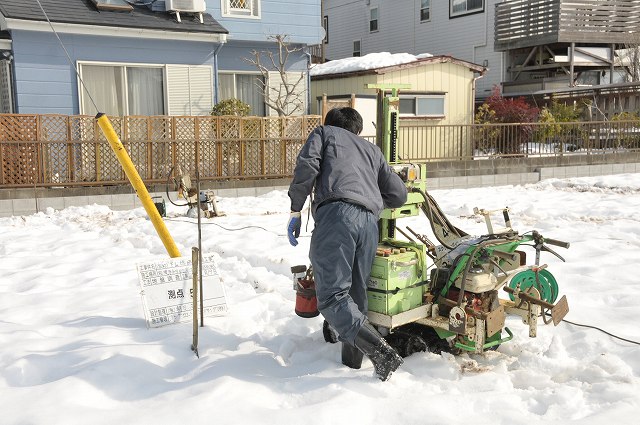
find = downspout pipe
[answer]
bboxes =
[213,43,224,104]
[472,67,487,121]
[304,49,312,115]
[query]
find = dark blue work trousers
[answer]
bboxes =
[310,201,378,346]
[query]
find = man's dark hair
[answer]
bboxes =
[324,107,363,135]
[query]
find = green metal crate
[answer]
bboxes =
[367,247,425,315]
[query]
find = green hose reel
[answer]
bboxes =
[507,269,559,304]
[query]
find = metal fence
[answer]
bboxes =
[0,114,321,188]
[390,119,640,162]
[1,114,639,188]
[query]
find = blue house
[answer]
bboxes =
[0,0,323,116]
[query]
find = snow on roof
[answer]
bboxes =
[310,52,434,77]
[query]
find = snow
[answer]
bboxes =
[310,52,433,76]
[1,174,640,425]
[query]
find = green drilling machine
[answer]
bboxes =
[362,84,570,356]
[293,84,570,357]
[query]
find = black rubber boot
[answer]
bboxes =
[354,322,403,381]
[341,342,364,369]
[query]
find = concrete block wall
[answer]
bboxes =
[1,164,639,217]
[0,179,293,218]
[427,162,640,190]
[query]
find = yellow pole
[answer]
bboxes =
[96,113,181,258]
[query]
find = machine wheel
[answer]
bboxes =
[400,334,428,357]
[385,324,455,357]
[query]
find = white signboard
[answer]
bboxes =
[137,253,227,328]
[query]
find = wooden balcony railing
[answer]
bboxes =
[495,0,640,51]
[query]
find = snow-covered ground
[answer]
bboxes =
[1,174,639,425]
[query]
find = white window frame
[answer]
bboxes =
[166,64,214,116]
[77,60,166,116]
[78,61,214,116]
[450,0,484,18]
[0,58,14,113]
[353,40,361,57]
[218,71,266,116]
[399,94,446,118]
[221,0,261,19]
[420,0,430,22]
[323,15,329,44]
[369,7,379,32]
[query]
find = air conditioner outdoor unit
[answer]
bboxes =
[166,0,206,23]
[165,0,206,13]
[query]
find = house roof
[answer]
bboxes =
[0,0,228,35]
[311,54,486,81]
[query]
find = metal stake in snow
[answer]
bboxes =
[191,247,200,358]
[96,113,181,258]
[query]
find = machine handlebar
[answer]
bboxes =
[543,238,570,249]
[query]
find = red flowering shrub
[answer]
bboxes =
[477,86,539,155]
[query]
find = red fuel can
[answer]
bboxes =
[291,265,319,318]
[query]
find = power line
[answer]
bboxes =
[542,312,640,346]
[34,0,100,112]
[164,216,311,238]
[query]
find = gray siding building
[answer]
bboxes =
[321,0,640,104]
[322,0,502,99]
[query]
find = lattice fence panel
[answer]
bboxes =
[0,114,320,186]
[220,117,240,139]
[222,141,241,177]
[284,139,305,175]
[305,116,322,133]
[69,116,97,182]
[40,115,69,184]
[219,117,241,177]
[174,117,196,177]
[98,117,125,182]
[126,117,151,180]
[149,117,173,180]
[282,117,303,138]
[261,118,284,176]
[0,114,38,185]
[241,118,263,177]
[197,117,219,178]
[263,139,284,176]
[264,117,283,139]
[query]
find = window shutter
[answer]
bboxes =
[167,65,191,115]
[166,65,213,116]
[188,66,214,115]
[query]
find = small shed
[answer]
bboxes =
[310,53,485,160]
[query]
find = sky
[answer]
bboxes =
[1,173,640,425]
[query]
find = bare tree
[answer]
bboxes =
[244,34,306,116]
[618,33,640,83]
